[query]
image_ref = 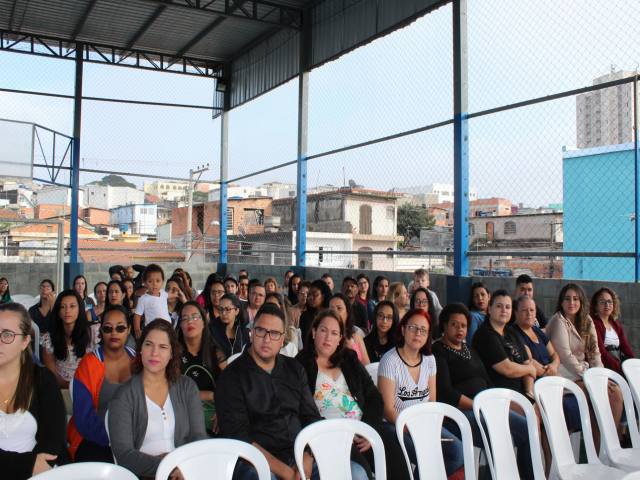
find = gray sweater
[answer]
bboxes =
[108,373,207,477]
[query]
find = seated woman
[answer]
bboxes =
[410,287,439,338]
[108,319,207,478]
[300,280,332,346]
[466,282,490,344]
[546,283,623,443]
[364,301,398,363]
[378,309,464,480]
[41,290,95,389]
[590,287,634,375]
[385,282,408,319]
[472,289,536,400]
[265,292,302,357]
[28,279,56,334]
[433,303,534,480]
[0,303,66,479]
[177,301,224,434]
[166,276,188,328]
[0,277,11,304]
[296,309,383,479]
[92,282,108,321]
[210,294,250,361]
[329,294,371,365]
[287,278,308,328]
[68,305,135,462]
[204,278,226,323]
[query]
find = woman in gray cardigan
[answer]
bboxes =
[108,319,206,479]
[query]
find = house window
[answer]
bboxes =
[244,208,264,225]
[469,223,475,235]
[226,207,234,229]
[504,221,516,235]
[386,206,394,220]
[359,204,372,235]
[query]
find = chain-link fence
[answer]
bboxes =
[1,1,640,283]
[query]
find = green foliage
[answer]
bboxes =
[397,203,435,246]
[89,175,137,189]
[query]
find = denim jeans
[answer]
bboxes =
[232,458,368,480]
[382,421,464,478]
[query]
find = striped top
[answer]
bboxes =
[379,347,436,414]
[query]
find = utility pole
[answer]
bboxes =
[186,164,209,261]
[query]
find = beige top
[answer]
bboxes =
[546,311,603,381]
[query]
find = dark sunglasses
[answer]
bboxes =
[101,325,128,334]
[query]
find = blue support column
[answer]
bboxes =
[453,0,469,277]
[219,110,229,266]
[634,77,639,281]
[68,42,84,285]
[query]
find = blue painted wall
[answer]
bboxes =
[563,143,635,281]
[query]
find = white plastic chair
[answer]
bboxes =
[621,472,640,480]
[155,438,270,480]
[12,294,38,309]
[31,320,41,364]
[534,376,627,479]
[294,418,386,480]
[29,462,137,480]
[622,359,640,412]
[226,351,242,364]
[365,362,379,386]
[396,402,476,480]
[473,388,546,480]
[584,367,640,471]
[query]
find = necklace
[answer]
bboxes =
[441,341,471,360]
[396,347,423,368]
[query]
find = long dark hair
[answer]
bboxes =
[203,278,225,317]
[372,275,389,302]
[134,319,182,383]
[329,293,355,340]
[50,289,91,361]
[308,309,348,368]
[0,303,34,412]
[177,301,221,377]
[311,279,332,309]
[287,274,302,305]
[219,293,247,328]
[366,300,399,346]
[556,283,595,352]
[0,277,11,301]
[356,273,370,300]
[72,275,89,300]
[468,282,490,311]
[105,280,127,310]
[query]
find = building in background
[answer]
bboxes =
[563,143,634,281]
[84,185,145,210]
[110,203,158,236]
[143,180,212,202]
[398,183,478,207]
[37,186,85,207]
[428,197,513,227]
[576,68,636,149]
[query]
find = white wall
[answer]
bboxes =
[85,185,145,210]
[343,197,396,236]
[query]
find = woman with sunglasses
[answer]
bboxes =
[378,309,464,480]
[0,303,66,479]
[108,319,207,479]
[67,306,135,462]
[177,301,224,434]
[210,294,250,360]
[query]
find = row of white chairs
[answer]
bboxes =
[31,359,640,480]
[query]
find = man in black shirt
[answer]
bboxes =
[341,276,369,332]
[217,303,320,480]
[514,274,548,328]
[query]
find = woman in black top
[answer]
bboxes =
[299,279,332,346]
[177,301,224,434]
[472,289,537,399]
[433,303,534,480]
[0,302,66,479]
[364,300,398,363]
[209,294,250,360]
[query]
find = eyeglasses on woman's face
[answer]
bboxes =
[0,329,26,344]
[405,324,429,336]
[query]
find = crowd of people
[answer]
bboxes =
[0,266,635,479]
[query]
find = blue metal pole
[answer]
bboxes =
[70,42,83,267]
[295,18,310,268]
[634,76,639,281]
[453,0,469,277]
[219,110,229,265]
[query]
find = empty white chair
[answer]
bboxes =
[622,359,640,411]
[365,362,379,386]
[534,376,627,480]
[584,367,640,471]
[29,461,137,480]
[294,418,386,480]
[12,294,38,309]
[396,402,476,480]
[31,320,41,364]
[473,388,546,480]
[155,438,270,480]
[621,472,640,480]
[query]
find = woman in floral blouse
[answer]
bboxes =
[296,309,383,479]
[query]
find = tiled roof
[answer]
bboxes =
[78,240,185,264]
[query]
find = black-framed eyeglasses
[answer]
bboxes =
[219,307,237,314]
[376,314,394,322]
[253,326,284,341]
[405,324,429,336]
[0,330,26,344]
[414,299,429,307]
[101,325,128,334]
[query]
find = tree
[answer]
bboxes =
[89,174,136,189]
[397,203,435,247]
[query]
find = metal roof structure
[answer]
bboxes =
[0,0,447,110]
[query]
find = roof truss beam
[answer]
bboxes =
[0,30,224,78]
[143,0,302,29]
[124,4,167,50]
[71,0,99,40]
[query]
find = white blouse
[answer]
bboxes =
[604,327,620,348]
[140,395,175,457]
[0,409,37,453]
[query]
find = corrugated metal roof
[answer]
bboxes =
[0,0,448,107]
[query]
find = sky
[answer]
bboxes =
[1,0,640,208]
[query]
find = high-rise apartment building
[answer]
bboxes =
[576,68,636,149]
